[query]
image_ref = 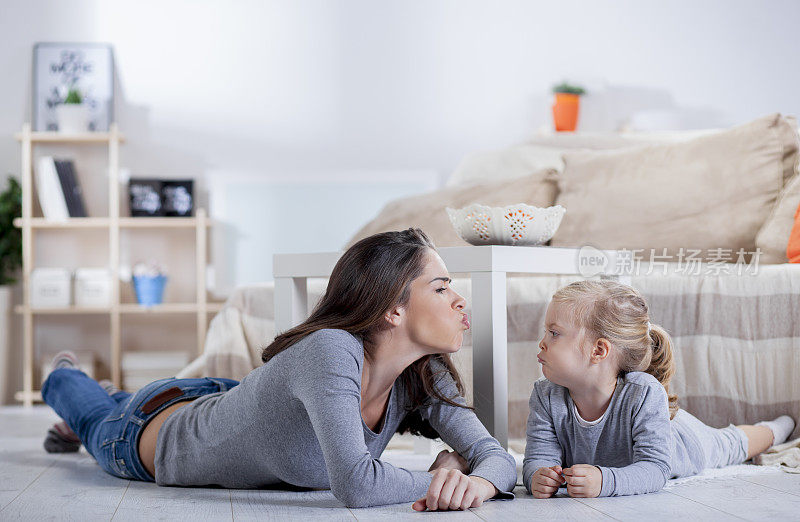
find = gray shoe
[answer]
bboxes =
[51,350,79,371]
[43,420,80,453]
[98,379,120,395]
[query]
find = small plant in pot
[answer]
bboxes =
[132,261,168,307]
[56,86,90,133]
[551,81,586,132]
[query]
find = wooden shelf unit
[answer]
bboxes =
[13,217,213,229]
[14,303,225,315]
[14,123,222,406]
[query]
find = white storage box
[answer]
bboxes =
[31,268,72,308]
[74,268,113,307]
[122,350,189,391]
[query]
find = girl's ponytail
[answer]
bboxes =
[645,323,679,419]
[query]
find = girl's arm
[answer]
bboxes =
[419,362,518,500]
[594,381,672,497]
[523,379,565,494]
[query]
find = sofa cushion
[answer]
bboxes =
[446,129,720,187]
[344,168,559,249]
[550,113,800,263]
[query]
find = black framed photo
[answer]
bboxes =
[128,178,195,217]
[128,179,164,217]
[33,42,114,132]
[161,180,194,217]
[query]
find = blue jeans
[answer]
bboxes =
[41,368,239,482]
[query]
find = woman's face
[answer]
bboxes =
[402,249,469,354]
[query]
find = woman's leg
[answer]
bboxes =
[96,378,133,404]
[44,368,131,453]
[41,367,119,459]
[111,390,133,403]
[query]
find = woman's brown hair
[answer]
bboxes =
[551,279,679,419]
[261,228,470,437]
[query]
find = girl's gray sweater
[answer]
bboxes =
[523,372,715,497]
[155,328,517,507]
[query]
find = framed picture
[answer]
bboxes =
[128,179,164,217]
[33,42,114,132]
[128,178,195,217]
[161,180,194,217]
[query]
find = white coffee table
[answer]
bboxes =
[273,245,632,448]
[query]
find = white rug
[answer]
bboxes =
[663,463,791,488]
[383,442,796,490]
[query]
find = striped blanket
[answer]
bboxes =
[187,263,800,441]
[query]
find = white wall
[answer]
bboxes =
[5,1,800,182]
[1,0,799,402]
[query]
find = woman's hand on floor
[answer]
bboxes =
[427,449,469,474]
[412,469,497,511]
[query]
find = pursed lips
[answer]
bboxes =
[461,314,470,329]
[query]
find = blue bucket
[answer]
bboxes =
[133,275,167,306]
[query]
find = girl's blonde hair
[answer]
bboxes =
[552,279,679,419]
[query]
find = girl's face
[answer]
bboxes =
[403,249,469,354]
[537,301,594,388]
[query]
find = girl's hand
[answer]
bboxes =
[428,449,470,474]
[530,465,566,498]
[562,464,602,498]
[412,469,497,511]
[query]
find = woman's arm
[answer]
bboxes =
[418,362,517,501]
[428,449,470,473]
[290,331,433,508]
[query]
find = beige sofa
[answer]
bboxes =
[186,114,800,441]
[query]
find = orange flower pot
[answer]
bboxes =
[552,93,580,132]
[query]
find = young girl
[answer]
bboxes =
[523,279,795,498]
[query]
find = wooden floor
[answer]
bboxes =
[2,406,799,521]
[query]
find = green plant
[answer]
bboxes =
[0,176,22,285]
[552,81,586,96]
[64,87,83,104]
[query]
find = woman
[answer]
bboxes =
[42,228,517,510]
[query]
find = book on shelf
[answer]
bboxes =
[35,157,88,219]
[35,156,69,220]
[54,160,87,218]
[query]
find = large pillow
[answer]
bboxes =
[344,168,559,249]
[446,145,571,188]
[550,113,800,263]
[446,129,720,187]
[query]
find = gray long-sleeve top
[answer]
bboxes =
[155,328,516,507]
[523,372,679,497]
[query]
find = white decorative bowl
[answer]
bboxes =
[446,203,566,246]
